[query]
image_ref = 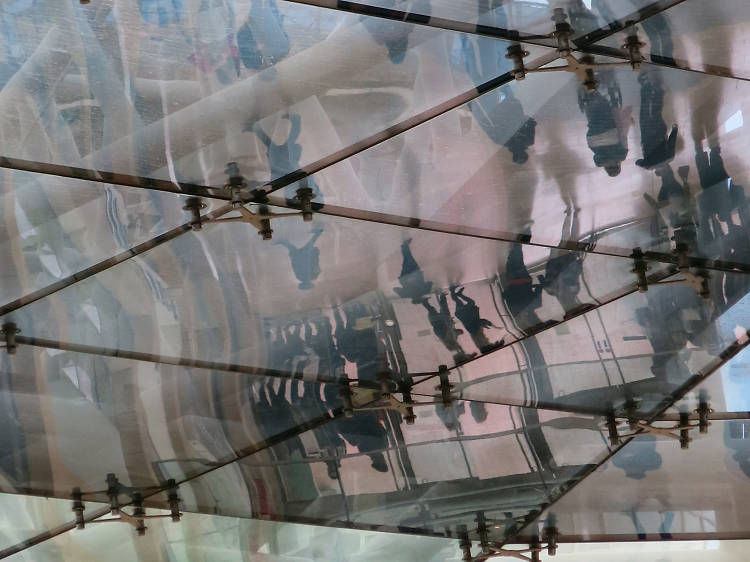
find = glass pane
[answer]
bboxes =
[422,269,750,416]
[0,170,208,308]
[334,0,658,39]
[0,343,339,501]
[0,493,91,554]
[0,0,548,189]
[594,0,750,77]
[309,58,750,271]
[536,541,750,561]
[171,401,608,541]
[522,417,750,540]
[7,509,465,562]
[2,207,669,377]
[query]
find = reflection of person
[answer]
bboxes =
[275,227,323,290]
[236,0,290,70]
[470,90,537,164]
[361,0,431,64]
[394,239,433,303]
[636,72,678,171]
[612,436,674,539]
[422,293,464,355]
[450,286,503,353]
[540,208,587,316]
[501,240,544,332]
[725,421,750,479]
[577,71,629,176]
[139,0,184,26]
[254,114,322,199]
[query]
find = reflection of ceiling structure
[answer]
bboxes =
[1,0,750,560]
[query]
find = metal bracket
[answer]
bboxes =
[293,185,315,222]
[183,197,207,231]
[224,162,249,209]
[603,401,713,450]
[505,44,530,80]
[0,322,20,355]
[211,202,301,240]
[631,248,650,293]
[622,29,646,71]
[72,475,182,536]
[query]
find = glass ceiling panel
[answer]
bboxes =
[0,343,340,503]
[165,400,608,542]
[416,268,750,416]
[593,0,750,79]
[1,206,669,378]
[7,510,465,562]
[0,0,548,189]
[0,169,206,308]
[520,417,750,541]
[308,59,750,271]
[535,540,750,562]
[330,0,660,40]
[0,493,90,555]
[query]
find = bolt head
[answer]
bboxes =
[303,212,313,222]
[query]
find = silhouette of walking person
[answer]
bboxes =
[276,227,324,290]
[450,286,503,353]
[362,0,431,64]
[394,239,433,303]
[636,71,678,171]
[236,0,290,71]
[422,293,467,358]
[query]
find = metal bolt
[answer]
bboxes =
[183,198,207,231]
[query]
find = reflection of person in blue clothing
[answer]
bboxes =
[460,2,537,164]
[724,421,750,479]
[362,0,431,64]
[139,0,183,26]
[254,114,322,200]
[612,435,674,539]
[236,0,290,70]
[394,239,433,304]
[636,71,678,171]
[275,227,324,290]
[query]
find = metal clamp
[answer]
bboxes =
[294,186,315,222]
[550,8,574,58]
[1,323,20,355]
[211,202,302,241]
[224,162,248,209]
[505,44,529,80]
[183,197,207,231]
[622,30,646,71]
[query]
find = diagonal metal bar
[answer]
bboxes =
[12,335,340,385]
[281,0,554,45]
[0,406,347,559]
[503,327,750,546]
[268,195,750,275]
[0,204,232,318]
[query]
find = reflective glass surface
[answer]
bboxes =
[0,0,549,188]
[522,417,750,540]
[413,267,750,416]
[7,510,465,562]
[334,0,660,40]
[536,540,750,562]
[0,170,207,308]
[310,62,750,271]
[0,344,340,502]
[165,401,607,541]
[594,0,750,78]
[1,207,671,377]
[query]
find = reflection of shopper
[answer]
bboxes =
[362,0,431,64]
[237,0,290,70]
[422,293,463,354]
[636,72,678,171]
[394,239,433,303]
[577,72,629,177]
[276,228,323,290]
[450,286,503,353]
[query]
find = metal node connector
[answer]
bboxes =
[1,323,20,355]
[622,30,646,71]
[505,44,529,80]
[72,488,86,530]
[225,162,248,209]
[183,197,207,231]
[295,186,315,222]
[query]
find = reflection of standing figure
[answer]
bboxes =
[237,0,290,70]
[502,241,544,332]
[636,72,678,171]
[276,228,323,290]
[361,0,431,64]
[612,435,674,539]
[450,286,503,353]
[254,114,322,199]
[540,208,586,316]
[577,71,629,176]
[422,293,465,355]
[139,0,183,26]
[394,239,433,303]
